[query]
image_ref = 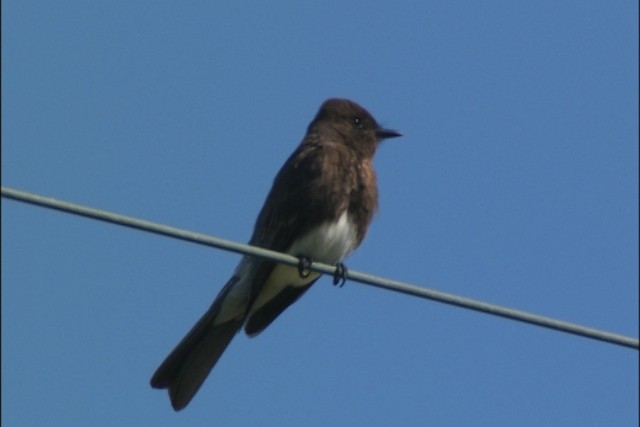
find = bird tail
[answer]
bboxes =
[150,277,245,411]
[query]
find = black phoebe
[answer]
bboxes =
[150,98,401,410]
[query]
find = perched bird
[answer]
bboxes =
[151,98,401,410]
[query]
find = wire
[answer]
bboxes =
[2,186,638,350]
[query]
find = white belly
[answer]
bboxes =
[245,211,357,317]
[287,210,357,265]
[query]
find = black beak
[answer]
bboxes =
[376,128,403,140]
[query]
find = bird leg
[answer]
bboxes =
[333,263,348,287]
[296,256,313,278]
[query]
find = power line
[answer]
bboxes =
[2,186,638,350]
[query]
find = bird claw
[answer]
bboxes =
[297,256,347,287]
[297,256,313,278]
[333,263,348,287]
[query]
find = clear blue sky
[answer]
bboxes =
[2,1,638,426]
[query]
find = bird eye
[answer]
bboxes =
[354,116,363,129]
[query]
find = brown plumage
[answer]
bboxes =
[150,98,401,410]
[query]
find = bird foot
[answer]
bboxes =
[297,256,314,278]
[333,263,348,287]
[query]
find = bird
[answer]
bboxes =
[150,98,401,410]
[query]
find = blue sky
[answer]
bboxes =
[2,1,638,426]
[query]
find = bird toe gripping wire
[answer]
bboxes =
[333,263,348,287]
[296,256,313,278]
